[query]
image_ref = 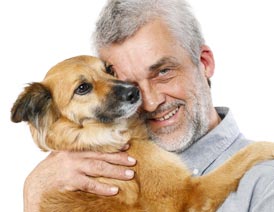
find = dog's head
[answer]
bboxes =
[11,55,141,151]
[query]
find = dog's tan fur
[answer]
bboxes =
[11,55,274,212]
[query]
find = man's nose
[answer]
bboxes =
[139,80,165,112]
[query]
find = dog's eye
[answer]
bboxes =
[75,83,93,95]
[105,64,116,77]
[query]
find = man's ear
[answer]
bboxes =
[200,45,215,79]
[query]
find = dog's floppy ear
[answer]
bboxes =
[11,83,52,126]
[11,82,59,151]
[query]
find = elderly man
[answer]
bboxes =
[23,0,274,211]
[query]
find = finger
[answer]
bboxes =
[80,159,135,180]
[55,150,136,166]
[66,175,119,196]
[97,152,136,166]
[120,143,130,151]
[79,151,136,166]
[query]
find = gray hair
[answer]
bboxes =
[93,0,205,65]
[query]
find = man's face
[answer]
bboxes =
[99,20,215,152]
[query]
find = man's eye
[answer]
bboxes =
[158,68,170,76]
[105,64,116,76]
[74,83,93,95]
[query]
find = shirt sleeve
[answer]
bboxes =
[250,167,274,212]
[217,160,274,212]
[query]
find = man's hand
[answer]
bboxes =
[23,149,136,212]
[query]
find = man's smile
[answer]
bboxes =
[154,106,180,121]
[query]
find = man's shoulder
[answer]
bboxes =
[243,159,274,186]
[218,159,274,212]
[250,159,274,171]
[242,159,274,198]
[239,142,274,185]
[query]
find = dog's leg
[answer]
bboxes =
[186,141,274,212]
[40,190,144,212]
[46,117,131,152]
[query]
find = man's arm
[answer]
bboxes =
[217,160,274,212]
[249,161,274,211]
[251,180,274,211]
[23,150,136,212]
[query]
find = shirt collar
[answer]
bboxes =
[179,107,241,176]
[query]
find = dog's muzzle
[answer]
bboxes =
[113,82,140,104]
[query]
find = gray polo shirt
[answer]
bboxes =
[180,107,274,211]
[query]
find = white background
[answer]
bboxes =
[1,0,274,211]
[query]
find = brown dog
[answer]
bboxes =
[11,55,274,212]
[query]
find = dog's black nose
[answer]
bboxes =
[123,86,140,104]
[114,83,140,104]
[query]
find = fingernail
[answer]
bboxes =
[122,144,130,150]
[125,169,135,178]
[110,186,119,194]
[128,156,136,164]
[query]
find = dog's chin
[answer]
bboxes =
[117,102,141,121]
[95,99,142,123]
[123,97,142,118]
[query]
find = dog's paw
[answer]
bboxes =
[80,122,132,153]
[112,128,131,143]
[107,127,131,152]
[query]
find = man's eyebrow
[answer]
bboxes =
[149,56,180,72]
